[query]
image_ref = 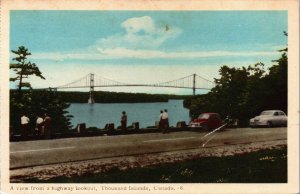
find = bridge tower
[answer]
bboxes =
[193,73,196,96]
[88,73,95,104]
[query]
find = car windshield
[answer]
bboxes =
[198,113,210,119]
[260,111,274,116]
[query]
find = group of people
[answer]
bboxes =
[19,109,170,140]
[159,109,169,133]
[20,109,170,139]
[120,109,169,133]
[20,113,51,139]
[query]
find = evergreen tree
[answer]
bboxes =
[10,46,45,98]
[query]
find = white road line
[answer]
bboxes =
[143,137,196,143]
[10,146,75,154]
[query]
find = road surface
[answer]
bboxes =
[10,127,287,169]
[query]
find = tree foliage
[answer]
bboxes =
[9,46,72,135]
[10,46,45,97]
[10,90,73,135]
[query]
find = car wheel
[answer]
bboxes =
[283,121,287,127]
[267,121,272,128]
[202,124,209,130]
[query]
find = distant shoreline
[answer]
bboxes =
[10,89,192,103]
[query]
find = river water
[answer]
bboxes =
[67,100,191,129]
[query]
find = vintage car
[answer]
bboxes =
[188,113,223,130]
[249,110,287,128]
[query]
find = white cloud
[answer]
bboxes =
[121,16,156,34]
[97,48,278,59]
[30,16,280,62]
[32,49,279,61]
[271,44,287,51]
[94,16,182,49]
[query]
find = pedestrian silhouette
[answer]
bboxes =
[121,111,127,130]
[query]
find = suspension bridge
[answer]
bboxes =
[49,73,215,103]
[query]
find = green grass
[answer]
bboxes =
[25,147,287,183]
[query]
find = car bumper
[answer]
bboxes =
[249,120,268,127]
[188,123,203,129]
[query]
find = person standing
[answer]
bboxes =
[161,109,169,133]
[43,113,52,138]
[159,110,163,130]
[121,111,127,130]
[35,115,44,138]
[21,113,30,140]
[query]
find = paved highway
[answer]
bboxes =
[10,127,287,169]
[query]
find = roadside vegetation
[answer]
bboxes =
[24,147,287,183]
[184,32,287,126]
[10,90,73,135]
[9,46,73,135]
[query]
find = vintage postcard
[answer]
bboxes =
[0,0,299,193]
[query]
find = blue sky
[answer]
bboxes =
[10,11,287,94]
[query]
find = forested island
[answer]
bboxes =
[57,91,190,103]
